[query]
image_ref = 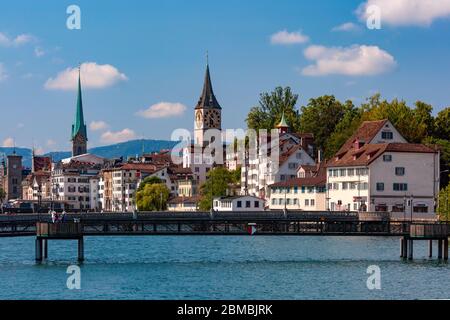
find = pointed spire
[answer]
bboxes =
[276,111,289,128]
[195,55,221,110]
[71,65,88,141]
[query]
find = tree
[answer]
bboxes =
[199,167,240,211]
[435,107,450,140]
[137,176,163,192]
[299,95,353,153]
[0,188,5,213]
[135,183,170,211]
[246,86,300,131]
[438,184,450,222]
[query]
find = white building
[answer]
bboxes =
[269,164,327,211]
[51,161,101,211]
[326,120,440,215]
[241,115,316,199]
[213,196,265,212]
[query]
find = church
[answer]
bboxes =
[183,61,225,183]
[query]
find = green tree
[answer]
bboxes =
[299,95,353,153]
[438,184,450,222]
[435,107,450,140]
[137,176,163,192]
[199,167,240,211]
[135,183,170,211]
[246,86,300,131]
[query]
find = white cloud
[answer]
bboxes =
[101,129,136,144]
[44,62,128,91]
[0,63,7,82]
[302,44,396,76]
[2,137,14,147]
[356,0,450,27]
[89,121,109,131]
[270,30,309,45]
[0,32,35,47]
[136,102,187,119]
[332,22,361,32]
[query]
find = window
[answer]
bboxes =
[293,199,298,205]
[278,199,283,205]
[254,201,259,208]
[395,167,405,176]
[237,201,242,208]
[393,183,408,191]
[294,187,298,194]
[311,199,315,207]
[194,167,200,173]
[413,205,428,213]
[288,163,297,169]
[339,169,346,177]
[333,183,339,190]
[383,155,392,162]
[347,168,354,176]
[272,198,276,205]
[376,183,384,191]
[305,199,310,206]
[246,201,251,208]
[342,182,349,190]
[382,131,394,140]
[286,199,291,205]
[333,170,339,177]
[296,153,302,159]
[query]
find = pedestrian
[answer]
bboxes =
[51,211,56,224]
[61,210,67,222]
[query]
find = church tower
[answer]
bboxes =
[71,67,88,157]
[194,60,222,146]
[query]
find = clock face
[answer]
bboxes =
[204,109,221,128]
[195,110,203,128]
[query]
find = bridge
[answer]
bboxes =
[0,211,448,262]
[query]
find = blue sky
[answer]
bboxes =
[1,0,450,152]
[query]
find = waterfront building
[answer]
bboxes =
[167,195,201,212]
[326,120,440,214]
[268,165,327,211]
[241,115,316,199]
[21,154,52,202]
[213,195,265,212]
[1,153,24,200]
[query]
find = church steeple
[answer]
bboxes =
[71,66,88,157]
[195,58,221,110]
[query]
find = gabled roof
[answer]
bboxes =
[328,143,436,168]
[336,119,388,155]
[195,63,221,110]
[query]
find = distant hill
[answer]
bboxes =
[0,139,178,168]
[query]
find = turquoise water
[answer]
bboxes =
[0,236,449,300]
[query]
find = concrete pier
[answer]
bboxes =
[428,240,433,258]
[438,240,443,260]
[78,238,84,262]
[408,239,414,260]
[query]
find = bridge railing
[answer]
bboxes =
[36,222,82,238]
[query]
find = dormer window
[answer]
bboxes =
[381,131,393,140]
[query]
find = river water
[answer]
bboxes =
[0,236,449,300]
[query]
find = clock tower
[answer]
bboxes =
[194,62,222,146]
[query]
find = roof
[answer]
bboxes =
[33,156,52,172]
[71,68,88,141]
[328,143,437,168]
[195,63,221,110]
[270,175,326,188]
[336,120,388,155]
[276,112,289,128]
[214,195,265,201]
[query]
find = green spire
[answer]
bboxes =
[71,66,88,141]
[276,111,289,128]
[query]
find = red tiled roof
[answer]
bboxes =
[328,143,436,168]
[33,156,52,172]
[336,120,388,155]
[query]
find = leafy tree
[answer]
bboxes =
[135,183,170,211]
[423,137,450,189]
[438,184,450,222]
[246,87,300,131]
[199,167,240,211]
[434,107,450,140]
[137,176,163,192]
[299,95,353,153]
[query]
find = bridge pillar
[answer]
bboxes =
[78,237,84,262]
[444,239,449,261]
[35,238,43,262]
[438,239,443,260]
[408,239,414,260]
[43,239,48,259]
[428,240,433,258]
[402,237,408,259]
[400,238,404,258]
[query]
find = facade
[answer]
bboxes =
[326,120,440,214]
[241,117,316,199]
[269,174,326,211]
[168,196,201,212]
[213,196,265,212]
[22,154,52,202]
[1,153,24,200]
[51,161,101,211]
